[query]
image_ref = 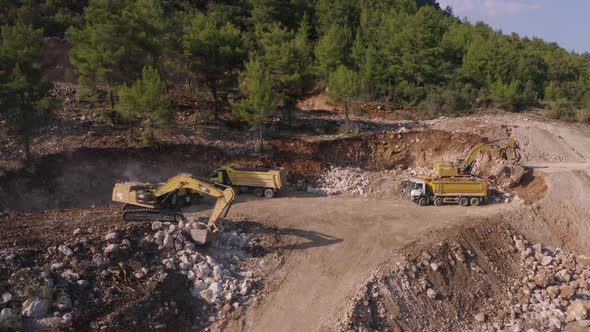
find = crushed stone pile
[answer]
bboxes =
[0,219,259,331]
[407,166,435,177]
[307,166,370,196]
[481,235,590,331]
[145,219,258,309]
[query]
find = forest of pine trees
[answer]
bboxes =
[2,0,590,147]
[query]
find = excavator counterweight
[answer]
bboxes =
[112,173,236,245]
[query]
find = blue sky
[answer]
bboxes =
[437,0,590,53]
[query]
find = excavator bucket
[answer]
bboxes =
[510,166,526,184]
[189,229,210,245]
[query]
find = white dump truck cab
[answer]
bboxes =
[408,178,427,200]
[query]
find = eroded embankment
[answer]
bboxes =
[1,130,482,211]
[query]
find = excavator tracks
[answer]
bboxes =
[122,208,183,222]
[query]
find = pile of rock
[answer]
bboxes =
[146,220,257,310]
[495,236,590,330]
[308,166,370,196]
[406,166,434,177]
[0,231,133,330]
[472,236,590,331]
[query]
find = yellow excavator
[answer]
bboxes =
[112,173,236,244]
[434,137,520,177]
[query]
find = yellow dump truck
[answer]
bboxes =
[210,165,287,198]
[408,176,488,207]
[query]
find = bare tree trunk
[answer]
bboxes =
[20,93,31,162]
[106,79,115,109]
[258,126,264,152]
[285,99,296,127]
[344,101,350,131]
[207,80,220,120]
[185,62,192,90]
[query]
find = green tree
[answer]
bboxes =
[255,17,313,125]
[183,12,244,120]
[232,57,279,151]
[115,66,173,146]
[315,0,360,36]
[248,0,311,30]
[315,24,352,79]
[0,23,54,161]
[328,65,360,129]
[66,0,165,109]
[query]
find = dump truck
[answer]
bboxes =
[112,173,235,244]
[408,176,488,207]
[210,165,287,198]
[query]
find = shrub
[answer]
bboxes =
[548,99,576,121]
[575,109,590,123]
[417,89,469,118]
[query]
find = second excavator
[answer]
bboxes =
[112,173,236,244]
[434,137,521,177]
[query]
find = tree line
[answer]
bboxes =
[2,0,590,156]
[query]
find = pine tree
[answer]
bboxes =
[328,65,360,130]
[315,24,352,79]
[249,0,311,30]
[115,66,173,146]
[232,57,279,152]
[255,16,313,125]
[66,0,165,109]
[0,23,54,161]
[183,12,244,120]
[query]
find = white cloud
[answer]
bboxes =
[438,0,541,18]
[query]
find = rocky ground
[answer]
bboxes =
[342,226,590,332]
[2,84,590,331]
[0,210,284,331]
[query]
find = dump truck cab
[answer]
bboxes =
[408,178,429,206]
[210,168,229,185]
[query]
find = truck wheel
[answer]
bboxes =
[254,188,264,197]
[459,197,469,206]
[418,197,428,206]
[470,197,481,206]
[263,188,275,198]
[434,197,444,206]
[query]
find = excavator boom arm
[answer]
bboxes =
[153,173,236,232]
[460,138,518,170]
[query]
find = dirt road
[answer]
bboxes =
[216,196,516,331]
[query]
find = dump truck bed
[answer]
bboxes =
[428,178,488,197]
[226,166,286,190]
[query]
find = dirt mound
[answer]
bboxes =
[341,219,590,332]
[511,170,548,205]
[341,222,521,331]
